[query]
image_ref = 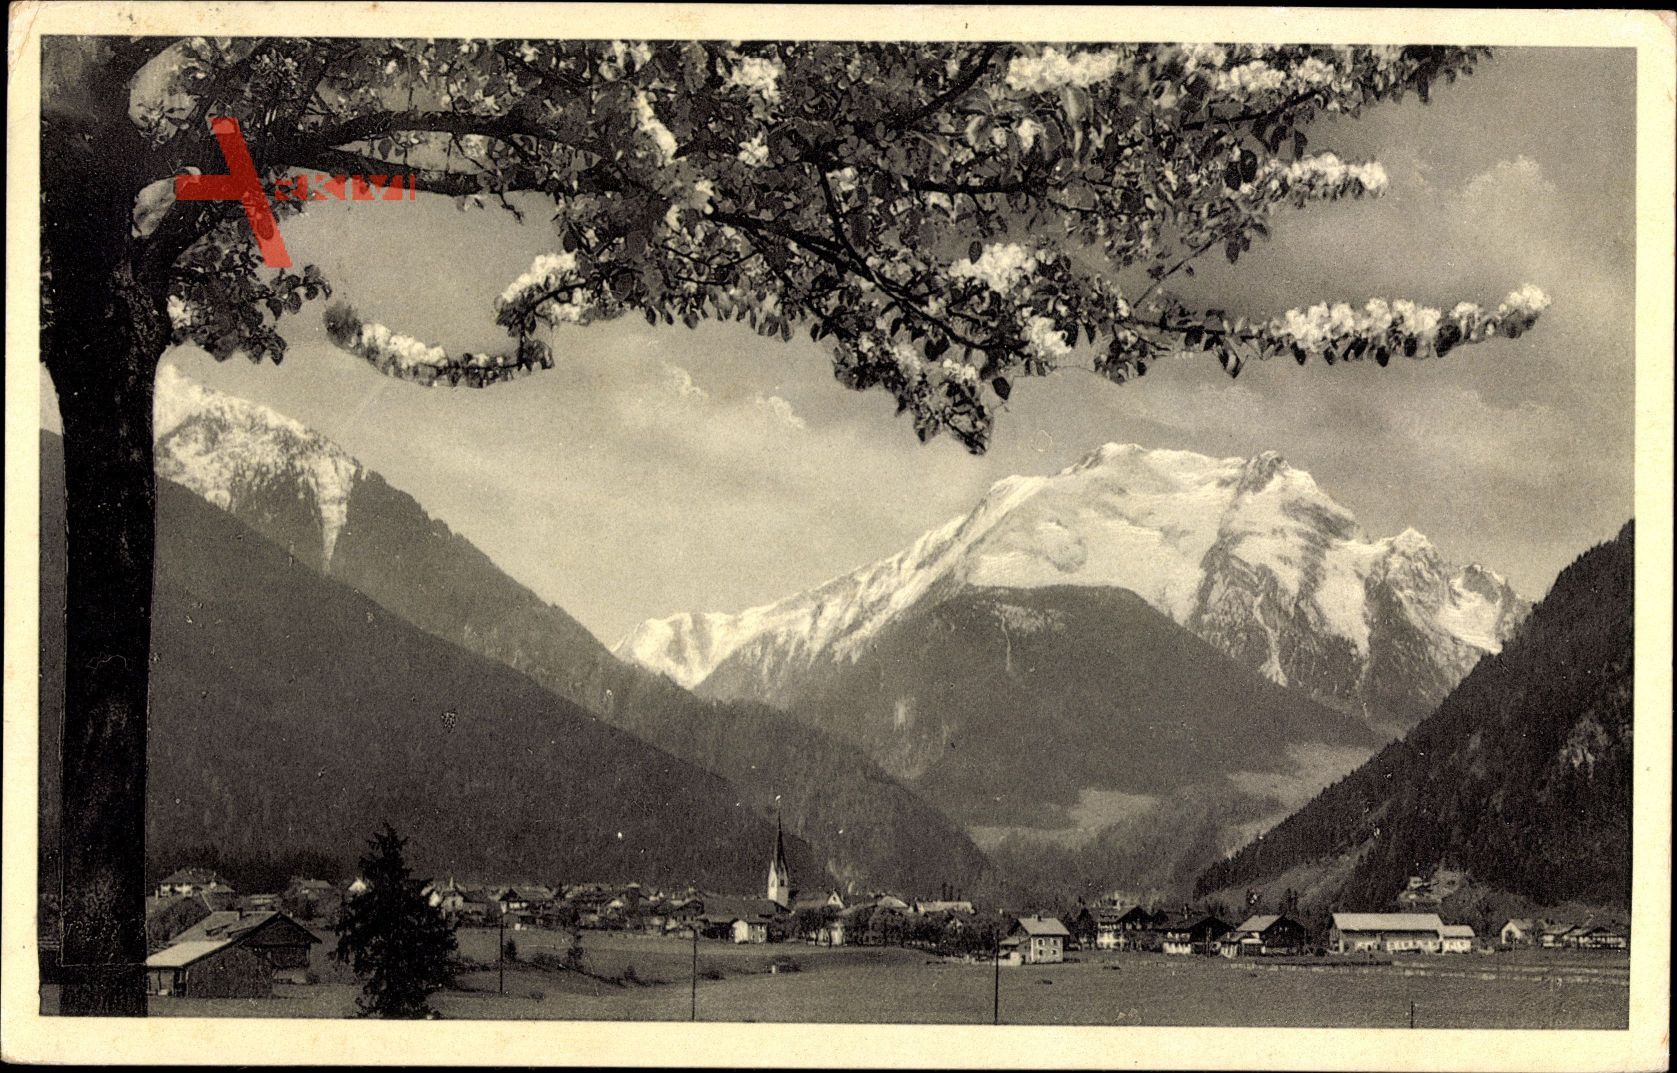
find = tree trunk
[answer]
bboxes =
[48,346,161,1016]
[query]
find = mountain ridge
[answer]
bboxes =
[125,368,994,898]
[619,441,1529,733]
[1195,520,1634,913]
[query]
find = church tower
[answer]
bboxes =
[767,807,792,908]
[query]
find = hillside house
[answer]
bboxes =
[1439,924,1476,953]
[1329,913,1445,954]
[1161,915,1232,956]
[1220,914,1309,957]
[145,939,273,998]
[1499,918,1536,946]
[1004,915,1069,964]
[155,868,233,899]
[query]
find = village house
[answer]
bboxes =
[1329,913,1447,954]
[698,896,780,944]
[1439,924,1477,953]
[1565,923,1629,950]
[1499,918,1536,946]
[145,890,239,948]
[1002,915,1069,965]
[281,877,341,923]
[1160,914,1232,956]
[1538,922,1576,949]
[155,867,233,899]
[913,899,974,915]
[145,939,273,999]
[170,909,321,981]
[1220,914,1310,957]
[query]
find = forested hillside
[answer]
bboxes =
[1197,522,1634,911]
[39,435,824,894]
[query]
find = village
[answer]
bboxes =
[112,823,1628,1010]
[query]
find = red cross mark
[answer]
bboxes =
[175,116,291,268]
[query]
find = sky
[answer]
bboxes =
[42,47,1639,646]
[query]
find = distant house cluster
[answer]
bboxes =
[143,872,326,999]
[1500,918,1629,950]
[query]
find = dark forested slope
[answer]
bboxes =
[1198,522,1634,910]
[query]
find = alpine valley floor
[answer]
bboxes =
[51,929,1629,1028]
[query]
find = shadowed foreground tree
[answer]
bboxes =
[333,825,458,1019]
[39,36,1551,1013]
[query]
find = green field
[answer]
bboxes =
[57,930,1628,1028]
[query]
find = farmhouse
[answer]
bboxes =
[698,896,780,944]
[1329,913,1445,954]
[1439,924,1476,954]
[155,867,233,899]
[170,910,321,981]
[145,939,273,998]
[1566,924,1629,950]
[1538,922,1575,948]
[1220,914,1309,957]
[1161,914,1232,956]
[1003,915,1069,964]
[1499,918,1536,946]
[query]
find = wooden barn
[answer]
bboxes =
[145,939,272,999]
[1220,914,1309,957]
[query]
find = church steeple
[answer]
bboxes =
[767,803,792,908]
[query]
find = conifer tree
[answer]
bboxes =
[333,825,458,1019]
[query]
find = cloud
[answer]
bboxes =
[662,361,709,401]
[1459,155,1557,203]
[752,393,807,430]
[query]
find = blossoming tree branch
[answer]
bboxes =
[40,36,1548,1016]
[176,39,1553,452]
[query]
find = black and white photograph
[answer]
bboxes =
[5,4,1671,1068]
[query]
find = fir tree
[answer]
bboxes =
[333,825,458,1019]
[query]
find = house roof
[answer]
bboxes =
[160,868,226,887]
[1014,915,1070,937]
[1233,914,1281,935]
[172,910,319,947]
[699,896,780,924]
[1440,925,1476,938]
[1501,918,1534,930]
[289,878,335,891]
[145,939,236,968]
[1331,912,1445,933]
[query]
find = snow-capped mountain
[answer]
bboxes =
[617,443,1528,731]
[154,364,362,570]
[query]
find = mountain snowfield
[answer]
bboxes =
[618,442,1528,731]
[154,364,362,567]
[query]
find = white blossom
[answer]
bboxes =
[1216,60,1288,98]
[632,91,678,164]
[498,251,581,310]
[1294,56,1336,87]
[951,243,1040,294]
[1023,315,1072,361]
[1178,43,1228,72]
[167,294,196,330]
[1016,117,1045,153]
[737,131,770,167]
[727,56,785,104]
[1499,284,1552,317]
[1006,47,1123,93]
[939,358,981,387]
